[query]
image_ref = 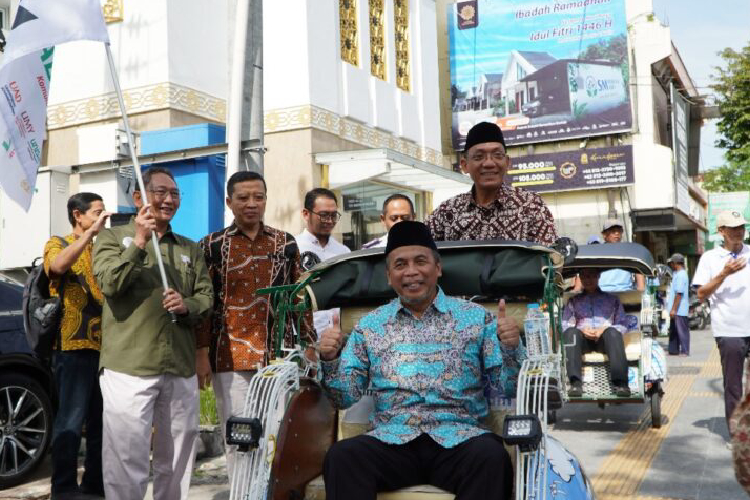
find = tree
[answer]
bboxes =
[702,160,750,192]
[711,42,750,173]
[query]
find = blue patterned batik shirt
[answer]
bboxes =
[320,287,526,448]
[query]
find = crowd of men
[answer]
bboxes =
[40,120,750,500]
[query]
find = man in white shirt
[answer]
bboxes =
[296,188,351,336]
[362,194,416,249]
[693,210,750,434]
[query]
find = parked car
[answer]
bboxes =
[0,276,56,488]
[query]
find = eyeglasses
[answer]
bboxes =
[310,210,341,222]
[148,188,181,200]
[469,150,508,163]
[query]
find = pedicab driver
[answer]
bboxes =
[319,221,526,499]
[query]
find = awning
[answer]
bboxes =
[631,207,708,233]
[314,148,472,192]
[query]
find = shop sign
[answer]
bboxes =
[506,145,633,193]
[343,194,377,212]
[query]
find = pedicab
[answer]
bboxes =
[559,242,667,428]
[226,240,596,500]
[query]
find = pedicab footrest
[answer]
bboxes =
[578,362,640,398]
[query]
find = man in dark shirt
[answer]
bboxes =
[425,122,557,245]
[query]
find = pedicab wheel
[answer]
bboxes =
[650,386,662,428]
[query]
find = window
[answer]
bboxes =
[369,0,386,80]
[517,64,527,81]
[340,0,359,67]
[394,0,410,91]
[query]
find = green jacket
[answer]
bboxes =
[93,221,213,377]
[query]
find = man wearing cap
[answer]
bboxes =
[693,210,750,434]
[318,221,525,499]
[425,122,557,246]
[666,253,690,356]
[597,218,645,292]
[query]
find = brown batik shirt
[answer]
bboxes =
[425,184,558,246]
[197,223,313,372]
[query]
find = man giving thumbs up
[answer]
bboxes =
[319,221,526,500]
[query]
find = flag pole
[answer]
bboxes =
[103,41,176,323]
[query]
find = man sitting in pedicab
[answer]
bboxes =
[563,268,631,398]
[318,221,526,500]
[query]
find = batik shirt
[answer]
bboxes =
[44,234,103,351]
[321,288,526,448]
[425,184,557,246]
[562,289,629,335]
[198,223,314,372]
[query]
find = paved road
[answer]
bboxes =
[4,328,747,500]
[551,328,747,500]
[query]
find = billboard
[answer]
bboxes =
[448,0,633,149]
[506,145,633,193]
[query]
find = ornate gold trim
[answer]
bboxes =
[339,0,359,67]
[264,104,442,166]
[102,0,124,24]
[369,0,386,80]
[394,0,410,92]
[47,83,227,129]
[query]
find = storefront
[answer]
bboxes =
[314,149,471,249]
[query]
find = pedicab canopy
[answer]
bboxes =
[303,240,564,311]
[562,242,656,278]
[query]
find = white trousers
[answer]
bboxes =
[100,369,199,500]
[212,370,255,482]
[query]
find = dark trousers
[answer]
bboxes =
[323,433,512,500]
[668,315,690,355]
[564,327,628,386]
[717,336,750,434]
[50,349,104,496]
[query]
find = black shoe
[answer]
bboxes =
[615,385,631,397]
[568,380,583,397]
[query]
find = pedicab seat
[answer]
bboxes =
[581,329,642,362]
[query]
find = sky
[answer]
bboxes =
[651,0,750,171]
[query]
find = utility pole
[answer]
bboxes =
[226,0,264,225]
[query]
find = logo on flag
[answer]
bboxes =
[0,0,109,210]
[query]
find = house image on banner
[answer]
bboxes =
[501,50,557,116]
[453,73,503,113]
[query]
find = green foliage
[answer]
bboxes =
[711,42,750,172]
[200,387,219,425]
[572,100,588,119]
[579,34,628,64]
[703,161,750,192]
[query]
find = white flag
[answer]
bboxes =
[3,0,109,65]
[0,48,52,210]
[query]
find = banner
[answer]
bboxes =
[3,0,109,65]
[707,192,750,248]
[506,145,633,193]
[671,83,690,217]
[448,0,632,149]
[0,48,52,210]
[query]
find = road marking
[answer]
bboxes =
[592,344,724,500]
[688,391,723,398]
[591,373,695,499]
[699,346,723,378]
